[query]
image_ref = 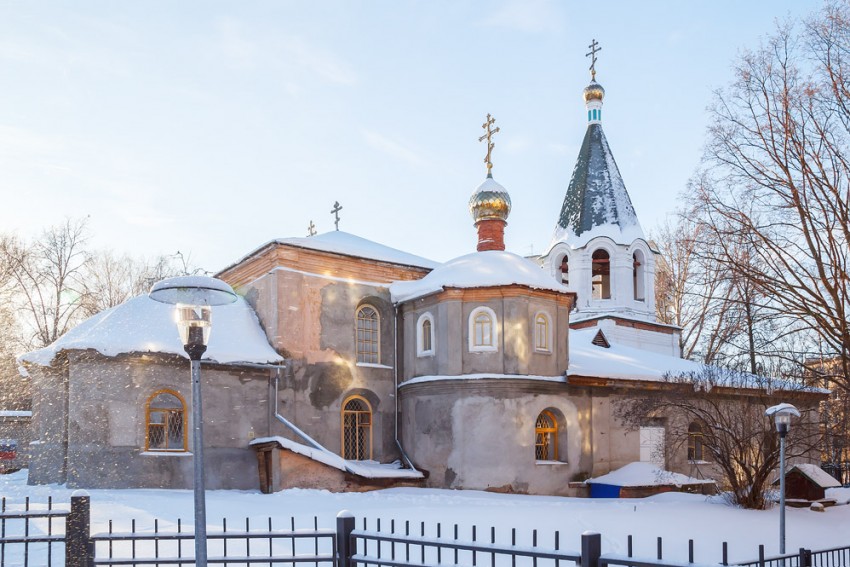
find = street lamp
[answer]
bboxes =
[150,276,237,567]
[765,402,800,556]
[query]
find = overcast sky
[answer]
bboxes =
[0,0,820,272]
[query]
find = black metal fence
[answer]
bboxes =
[1,495,849,567]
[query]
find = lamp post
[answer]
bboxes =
[150,276,237,567]
[765,403,800,556]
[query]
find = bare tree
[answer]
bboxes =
[2,218,90,349]
[698,3,850,393]
[619,367,823,509]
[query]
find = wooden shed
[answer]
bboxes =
[775,463,841,502]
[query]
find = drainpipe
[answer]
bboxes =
[394,304,418,471]
[270,365,326,451]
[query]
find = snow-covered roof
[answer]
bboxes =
[220,231,438,273]
[250,436,424,479]
[550,123,646,250]
[390,250,571,303]
[586,462,715,487]
[19,295,283,367]
[568,328,702,382]
[788,464,842,489]
[568,329,828,393]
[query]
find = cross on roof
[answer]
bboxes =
[307,220,316,237]
[330,201,343,231]
[586,39,601,80]
[478,113,500,173]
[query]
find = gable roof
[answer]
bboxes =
[786,464,842,489]
[219,231,439,275]
[19,295,283,367]
[550,123,645,249]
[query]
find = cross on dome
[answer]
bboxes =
[478,113,500,174]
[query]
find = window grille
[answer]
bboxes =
[342,397,372,460]
[146,390,186,452]
[535,410,558,460]
[356,306,380,364]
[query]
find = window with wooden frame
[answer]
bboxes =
[534,312,551,353]
[146,390,186,452]
[416,312,435,357]
[356,305,380,364]
[468,306,498,352]
[592,249,611,300]
[688,422,704,462]
[535,410,558,460]
[342,396,372,460]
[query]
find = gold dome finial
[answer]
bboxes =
[478,113,500,173]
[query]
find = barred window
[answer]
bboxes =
[146,390,186,452]
[342,396,372,460]
[356,306,380,364]
[592,249,611,300]
[535,410,558,461]
[535,313,551,352]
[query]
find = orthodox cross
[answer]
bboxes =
[586,39,601,80]
[478,113,500,173]
[307,220,316,237]
[330,201,343,231]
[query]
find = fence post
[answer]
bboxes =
[66,491,93,567]
[799,548,812,567]
[581,532,602,567]
[337,510,355,567]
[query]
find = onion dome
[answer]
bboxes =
[469,174,511,224]
[583,80,605,103]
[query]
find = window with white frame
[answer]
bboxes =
[468,306,498,352]
[534,312,551,352]
[416,312,435,357]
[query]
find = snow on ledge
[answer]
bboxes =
[250,436,424,479]
[401,374,566,387]
[0,411,32,418]
[586,462,715,487]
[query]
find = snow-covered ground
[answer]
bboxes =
[1,470,848,564]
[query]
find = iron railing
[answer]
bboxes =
[0,496,68,567]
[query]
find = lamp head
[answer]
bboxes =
[177,304,211,360]
[765,403,800,436]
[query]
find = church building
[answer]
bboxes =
[19,55,826,495]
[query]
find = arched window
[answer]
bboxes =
[633,250,646,301]
[469,306,498,352]
[534,312,551,352]
[342,396,372,460]
[535,410,558,460]
[559,255,569,285]
[146,390,186,452]
[416,312,435,357]
[592,249,611,300]
[356,305,380,364]
[688,422,704,462]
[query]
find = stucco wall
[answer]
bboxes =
[32,352,272,489]
[400,378,592,495]
[242,270,399,461]
[400,293,570,381]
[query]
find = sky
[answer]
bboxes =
[0,0,822,273]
